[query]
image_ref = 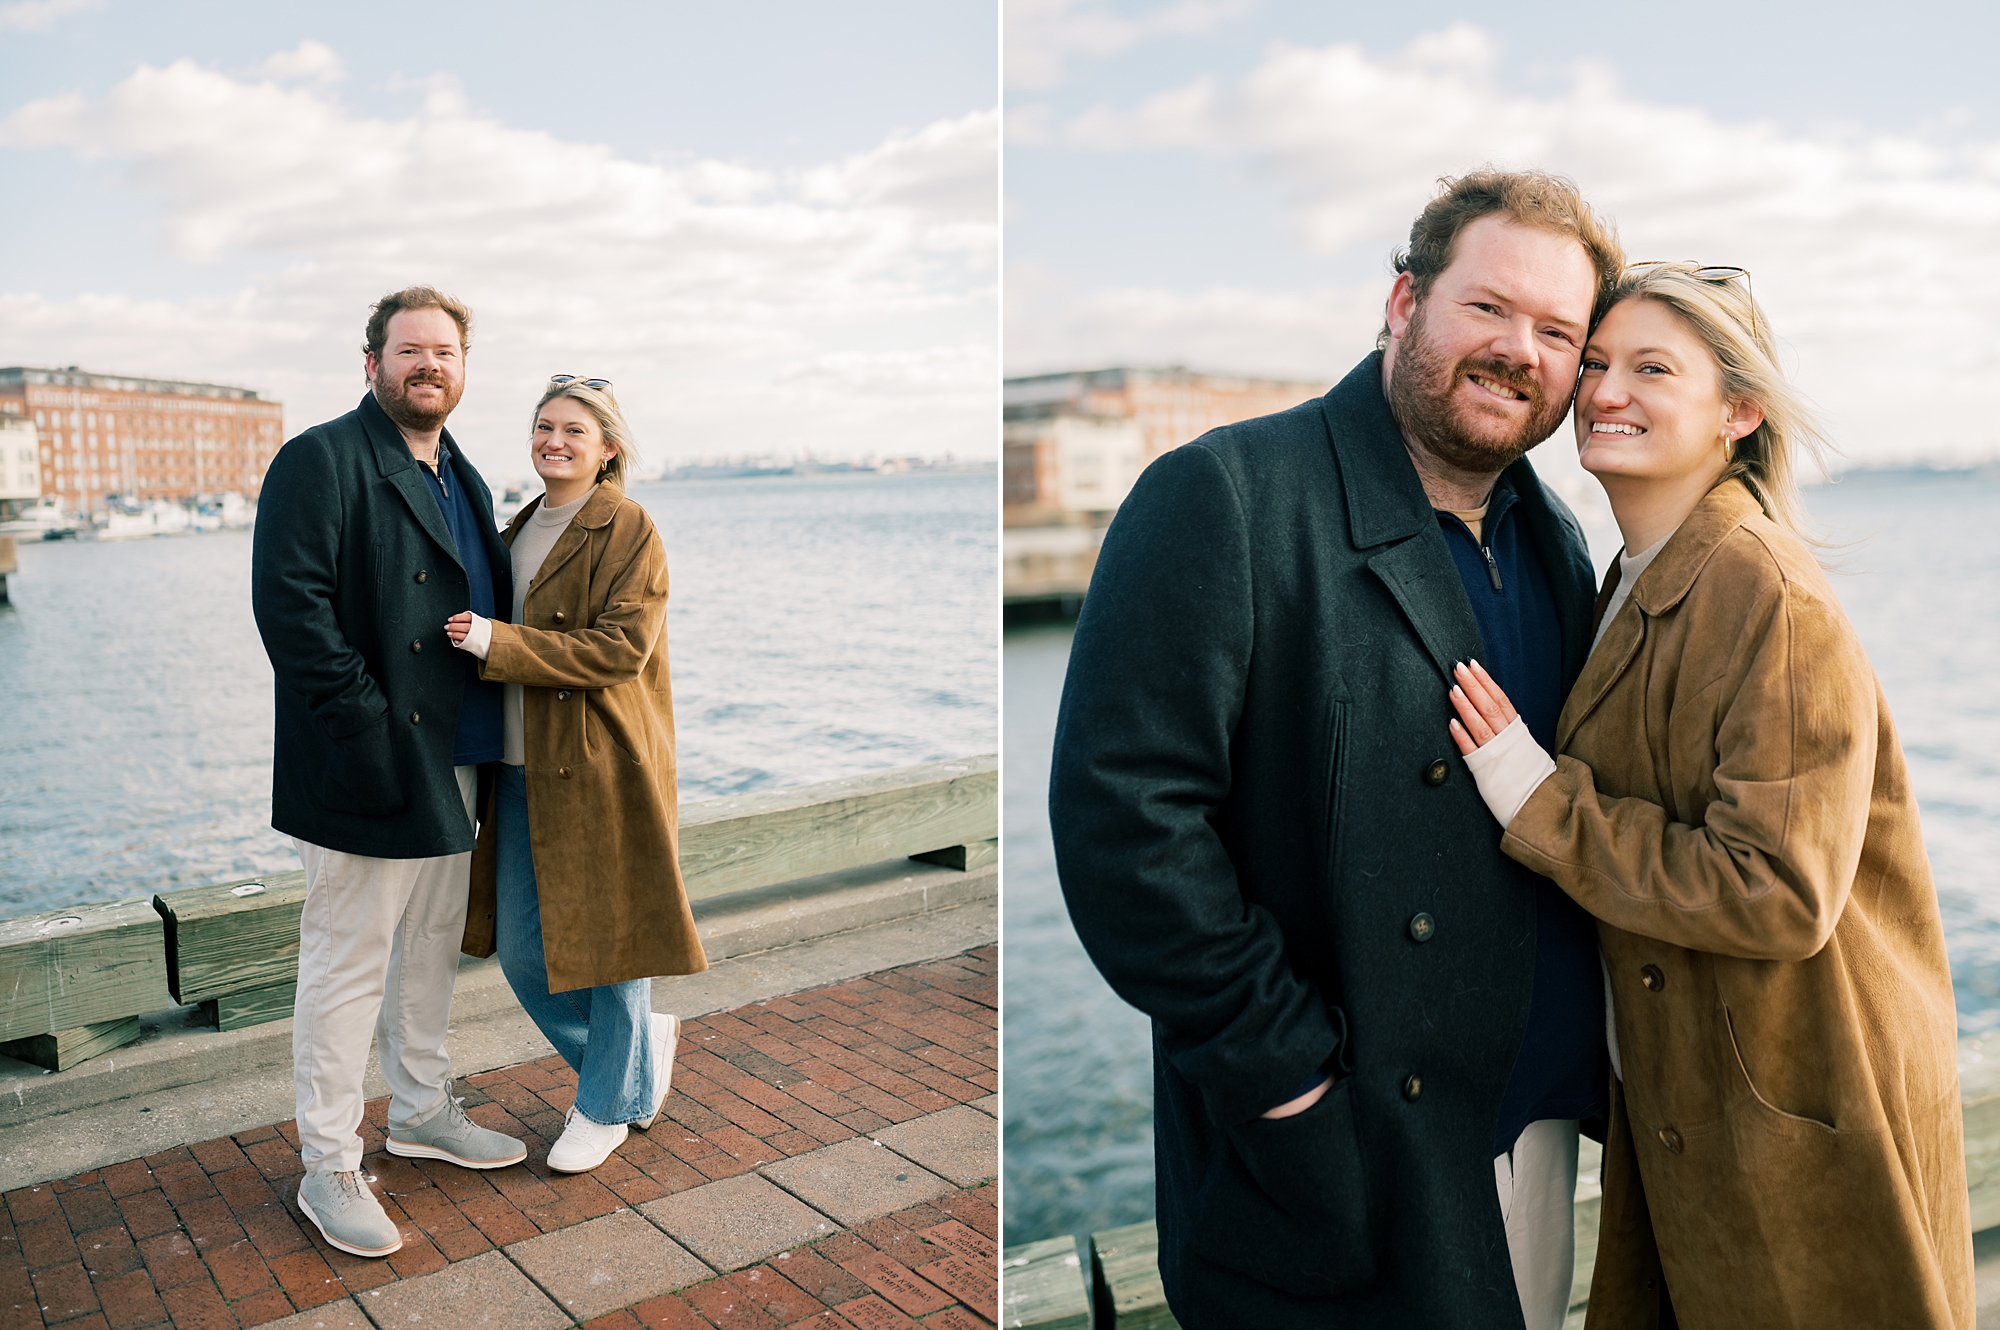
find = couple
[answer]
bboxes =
[1051,172,1974,1328]
[250,287,706,1259]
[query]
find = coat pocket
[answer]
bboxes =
[1190,1075,1377,1299]
[318,711,406,816]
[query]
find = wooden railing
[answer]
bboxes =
[0,754,997,1070]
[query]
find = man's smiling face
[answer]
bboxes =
[1384,214,1598,473]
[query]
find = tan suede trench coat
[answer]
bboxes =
[1503,480,1972,1329]
[459,485,707,993]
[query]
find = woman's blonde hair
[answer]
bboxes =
[1603,264,1832,543]
[530,380,642,490]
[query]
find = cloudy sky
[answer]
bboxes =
[1007,0,2000,470]
[0,0,998,477]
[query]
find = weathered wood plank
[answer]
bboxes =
[200,981,297,1032]
[1957,1033,2000,1231]
[0,1016,143,1071]
[680,755,997,900]
[0,898,170,1043]
[1091,1220,1179,1329]
[1002,1235,1091,1329]
[153,871,308,1005]
[911,838,999,872]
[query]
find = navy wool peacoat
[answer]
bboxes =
[1049,352,1597,1329]
[252,392,513,859]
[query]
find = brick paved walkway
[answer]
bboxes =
[1,947,998,1329]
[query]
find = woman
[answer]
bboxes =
[444,375,707,1173]
[1446,265,1972,1327]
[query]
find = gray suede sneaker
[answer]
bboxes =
[386,1094,528,1169]
[297,1169,401,1258]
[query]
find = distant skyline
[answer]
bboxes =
[1006,0,2000,469]
[0,1,999,478]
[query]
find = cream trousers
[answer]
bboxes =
[1495,1117,1581,1330]
[290,766,477,1174]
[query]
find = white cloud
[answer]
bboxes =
[255,39,346,87]
[1012,25,2000,465]
[0,57,998,472]
[0,0,99,32]
[1005,0,1257,91]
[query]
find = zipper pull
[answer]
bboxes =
[1481,545,1503,591]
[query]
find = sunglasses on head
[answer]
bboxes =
[549,374,613,391]
[1624,262,1758,339]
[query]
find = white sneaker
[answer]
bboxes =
[633,1013,679,1130]
[546,1106,627,1173]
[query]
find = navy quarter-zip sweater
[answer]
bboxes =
[1440,476,1607,1153]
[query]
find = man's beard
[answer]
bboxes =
[1387,303,1570,473]
[372,366,463,432]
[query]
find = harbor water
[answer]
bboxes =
[1003,468,2000,1247]
[0,471,996,917]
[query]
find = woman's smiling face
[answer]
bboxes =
[531,396,613,488]
[1575,296,1759,487]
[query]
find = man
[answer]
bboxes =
[251,286,526,1259]
[1050,172,1622,1329]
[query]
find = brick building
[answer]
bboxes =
[1001,366,1331,606]
[1002,366,1330,523]
[0,366,284,515]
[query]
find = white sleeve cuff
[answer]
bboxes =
[1461,714,1557,829]
[455,612,492,660]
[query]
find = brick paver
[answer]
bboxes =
[0,947,996,1328]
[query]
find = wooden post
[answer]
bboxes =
[911,838,999,872]
[0,535,15,604]
[1002,1236,1092,1328]
[153,872,308,1028]
[1090,1221,1179,1329]
[0,898,170,1045]
[0,1017,142,1072]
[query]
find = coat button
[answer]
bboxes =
[553,610,566,624]
[1640,964,1665,992]
[410,712,420,724]
[1408,912,1435,943]
[414,570,428,584]
[557,690,571,701]
[411,639,423,653]
[1402,1074,1423,1102]
[558,766,572,779]
[1658,1127,1683,1154]
[1424,759,1450,787]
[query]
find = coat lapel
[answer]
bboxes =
[520,484,622,598]
[1506,454,1599,692]
[1552,481,1761,750]
[1556,574,1645,751]
[1324,354,1485,682]
[360,394,463,572]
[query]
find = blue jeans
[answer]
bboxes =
[494,764,656,1125]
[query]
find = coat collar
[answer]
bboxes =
[1326,351,1597,689]
[502,482,621,538]
[1328,352,1434,549]
[1628,478,1764,618]
[502,484,624,597]
[1556,478,1763,750]
[359,391,467,571]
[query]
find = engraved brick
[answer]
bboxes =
[831,1294,918,1330]
[914,1256,995,1321]
[837,1252,950,1317]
